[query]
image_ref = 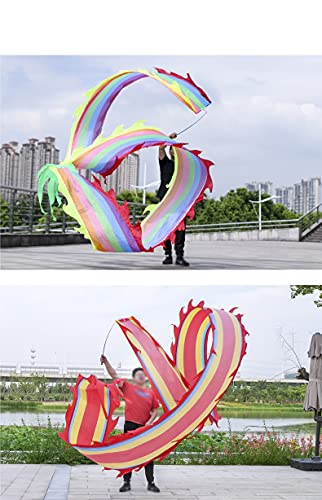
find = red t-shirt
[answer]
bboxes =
[121,381,159,425]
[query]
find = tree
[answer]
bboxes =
[0,195,10,226]
[190,188,297,226]
[290,285,322,308]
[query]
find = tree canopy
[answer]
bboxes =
[290,285,322,308]
[191,188,297,225]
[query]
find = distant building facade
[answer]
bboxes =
[275,186,294,212]
[1,136,140,198]
[0,137,60,194]
[308,177,321,211]
[245,177,321,215]
[100,153,140,194]
[281,178,321,215]
[19,137,59,190]
[245,181,273,195]
[0,142,19,187]
[79,153,140,195]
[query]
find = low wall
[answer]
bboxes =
[187,227,300,242]
[0,233,89,248]
[1,227,300,248]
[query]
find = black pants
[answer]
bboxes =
[164,229,185,257]
[123,421,154,484]
[158,188,186,258]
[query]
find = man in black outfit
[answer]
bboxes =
[157,132,189,266]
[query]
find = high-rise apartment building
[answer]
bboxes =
[79,153,140,195]
[101,153,140,194]
[245,181,273,195]
[292,178,321,214]
[19,137,59,190]
[275,186,294,212]
[0,142,20,187]
[1,137,60,194]
[1,137,140,198]
[276,178,321,214]
[308,177,321,211]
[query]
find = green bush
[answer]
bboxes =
[0,419,316,467]
[160,430,315,466]
[0,419,92,465]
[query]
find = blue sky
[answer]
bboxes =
[2,55,322,196]
[1,285,321,379]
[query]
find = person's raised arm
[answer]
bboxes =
[159,132,177,160]
[100,354,118,379]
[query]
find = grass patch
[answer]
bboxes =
[1,401,124,414]
[217,403,310,419]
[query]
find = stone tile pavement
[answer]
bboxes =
[1,240,322,270]
[1,464,322,500]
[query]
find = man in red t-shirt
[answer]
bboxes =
[100,355,160,493]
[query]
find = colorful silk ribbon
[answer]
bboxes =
[59,300,248,475]
[38,68,213,252]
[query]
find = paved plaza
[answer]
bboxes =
[1,464,322,500]
[1,240,322,269]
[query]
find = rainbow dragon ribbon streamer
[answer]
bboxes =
[37,69,213,252]
[59,300,248,475]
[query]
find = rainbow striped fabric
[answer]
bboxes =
[65,68,211,160]
[59,301,248,475]
[37,68,213,252]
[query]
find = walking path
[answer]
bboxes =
[1,464,322,500]
[1,240,322,269]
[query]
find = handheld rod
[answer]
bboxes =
[176,109,207,136]
[280,333,302,368]
[102,323,115,356]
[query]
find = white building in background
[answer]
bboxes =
[19,137,59,190]
[0,141,20,189]
[293,178,321,214]
[1,137,60,193]
[294,182,302,214]
[275,186,294,212]
[82,153,140,195]
[102,153,140,194]
[274,178,321,214]
[1,136,140,198]
[245,181,273,195]
[308,177,321,211]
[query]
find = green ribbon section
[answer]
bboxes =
[37,163,73,221]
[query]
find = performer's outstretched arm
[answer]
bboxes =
[100,354,118,379]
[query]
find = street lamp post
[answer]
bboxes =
[131,163,159,204]
[250,183,281,231]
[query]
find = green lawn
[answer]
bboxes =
[217,402,310,419]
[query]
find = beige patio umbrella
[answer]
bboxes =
[304,332,322,464]
[291,333,322,470]
[304,332,322,412]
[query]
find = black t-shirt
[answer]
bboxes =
[157,154,174,200]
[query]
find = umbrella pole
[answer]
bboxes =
[313,410,322,460]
